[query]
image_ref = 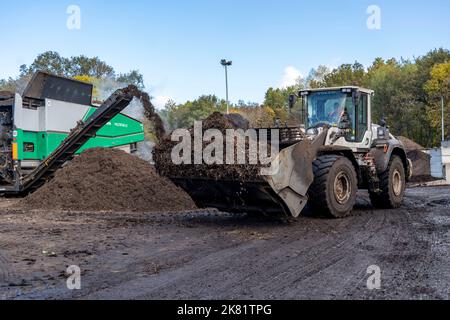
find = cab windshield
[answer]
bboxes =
[306,91,353,128]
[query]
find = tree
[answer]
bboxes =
[410,49,450,146]
[425,62,450,143]
[163,99,179,130]
[1,51,145,93]
[415,48,450,102]
[264,88,287,109]
[21,51,70,76]
[163,95,227,129]
[367,59,424,141]
[232,106,275,128]
[264,85,300,109]
[306,65,330,88]
[323,62,366,87]
[67,55,115,78]
[117,70,145,89]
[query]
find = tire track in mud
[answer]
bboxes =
[215,218,365,297]
[238,210,388,298]
[5,187,449,299]
[82,189,448,299]
[378,208,444,299]
[142,218,360,299]
[104,210,385,299]
[0,250,17,287]
[84,240,266,299]
[138,205,398,299]
[340,204,443,299]
[337,209,409,298]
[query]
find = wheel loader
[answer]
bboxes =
[0,71,144,194]
[171,87,413,218]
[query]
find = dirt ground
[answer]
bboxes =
[0,186,449,300]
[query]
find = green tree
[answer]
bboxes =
[415,48,450,102]
[117,70,145,89]
[367,59,424,141]
[264,85,301,109]
[323,62,366,87]
[21,51,70,76]
[306,65,330,88]
[164,95,227,129]
[66,55,115,78]
[425,62,450,143]
[264,87,287,109]
[1,51,145,92]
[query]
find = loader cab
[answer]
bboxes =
[299,87,373,147]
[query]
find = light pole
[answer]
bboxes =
[439,79,445,143]
[220,59,232,114]
[442,93,445,143]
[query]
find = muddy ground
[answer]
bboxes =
[0,186,449,300]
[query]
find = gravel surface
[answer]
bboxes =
[1,186,449,300]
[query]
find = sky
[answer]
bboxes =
[1,0,449,108]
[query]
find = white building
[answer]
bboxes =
[425,141,450,183]
[427,148,444,178]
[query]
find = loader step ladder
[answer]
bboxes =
[19,89,134,194]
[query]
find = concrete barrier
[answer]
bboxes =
[442,141,450,183]
[426,148,444,178]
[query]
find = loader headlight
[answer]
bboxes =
[377,127,386,139]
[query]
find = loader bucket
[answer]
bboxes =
[169,131,327,217]
[170,178,291,215]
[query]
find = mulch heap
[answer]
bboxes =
[397,136,432,179]
[153,112,268,181]
[19,148,197,212]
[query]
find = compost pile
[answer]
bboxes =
[20,148,197,212]
[398,136,425,152]
[153,112,269,181]
[398,136,432,179]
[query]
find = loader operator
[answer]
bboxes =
[328,102,344,125]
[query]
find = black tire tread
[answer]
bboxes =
[369,155,404,209]
[309,155,356,218]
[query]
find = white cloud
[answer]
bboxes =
[279,66,302,88]
[153,95,172,109]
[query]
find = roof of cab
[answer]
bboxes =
[300,86,374,95]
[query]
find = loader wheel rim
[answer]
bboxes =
[334,172,351,204]
[392,169,402,196]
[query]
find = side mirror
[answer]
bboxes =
[288,94,296,110]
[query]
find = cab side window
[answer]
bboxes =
[357,94,368,141]
[345,93,368,142]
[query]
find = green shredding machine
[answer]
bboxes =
[0,71,144,194]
